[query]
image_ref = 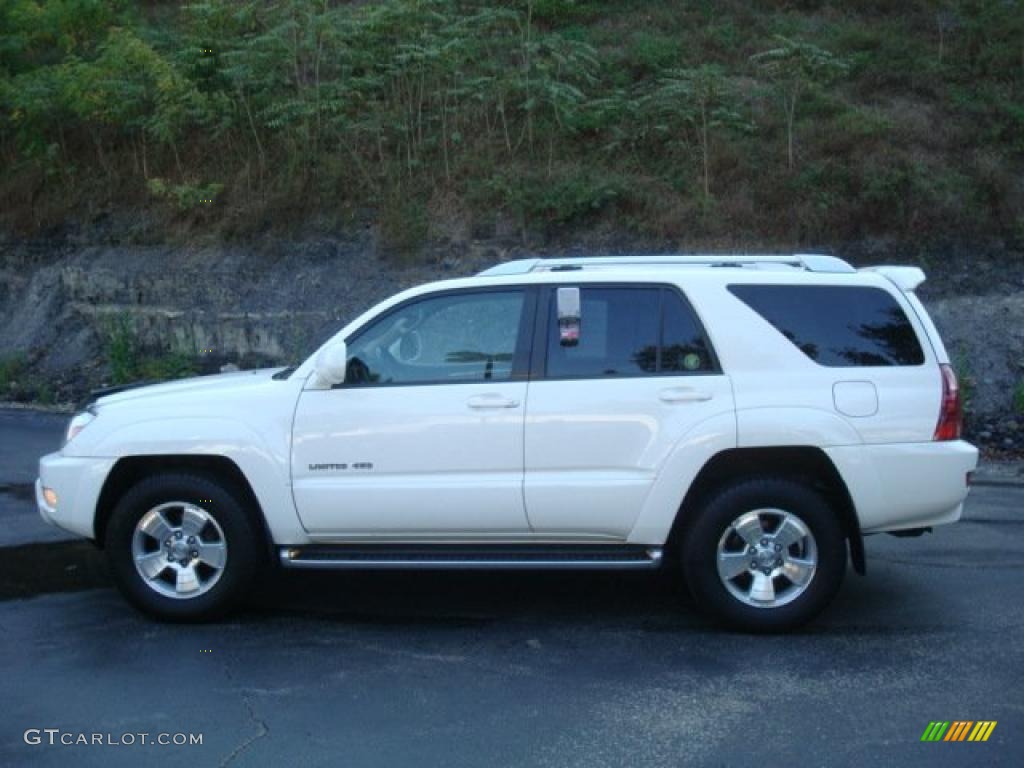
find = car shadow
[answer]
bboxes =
[259,568,697,628]
[0,540,940,636]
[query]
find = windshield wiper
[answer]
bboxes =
[272,365,297,380]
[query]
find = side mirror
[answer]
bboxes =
[556,286,581,347]
[314,341,348,387]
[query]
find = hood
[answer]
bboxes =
[94,367,288,409]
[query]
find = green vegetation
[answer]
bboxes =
[102,315,198,385]
[0,352,54,403]
[1014,381,1024,415]
[1,0,1022,245]
[0,353,27,395]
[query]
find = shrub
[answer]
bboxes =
[378,193,429,261]
[137,351,199,381]
[103,315,199,384]
[0,353,57,404]
[147,178,224,211]
[531,0,594,24]
[103,316,138,385]
[486,169,625,229]
[625,33,684,74]
[0,353,27,391]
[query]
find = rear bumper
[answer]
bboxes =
[825,440,978,534]
[37,452,117,540]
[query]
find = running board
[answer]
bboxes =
[279,544,664,570]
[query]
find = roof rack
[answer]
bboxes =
[477,253,855,277]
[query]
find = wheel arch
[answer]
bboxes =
[667,446,865,575]
[94,454,275,562]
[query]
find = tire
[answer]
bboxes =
[104,472,263,621]
[682,477,847,633]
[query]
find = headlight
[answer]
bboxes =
[64,409,96,446]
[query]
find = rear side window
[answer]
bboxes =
[728,284,925,367]
[545,286,716,378]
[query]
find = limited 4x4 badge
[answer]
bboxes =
[307,463,374,471]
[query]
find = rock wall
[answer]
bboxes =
[0,235,504,385]
[926,293,1024,421]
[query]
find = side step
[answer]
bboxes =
[279,544,664,570]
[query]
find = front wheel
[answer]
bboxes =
[682,478,847,632]
[105,473,263,621]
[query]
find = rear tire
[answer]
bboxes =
[682,477,847,632]
[105,472,263,621]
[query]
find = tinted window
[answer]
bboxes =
[728,285,924,367]
[662,289,715,373]
[345,291,524,385]
[545,287,715,378]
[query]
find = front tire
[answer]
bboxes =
[105,473,263,621]
[682,478,847,632]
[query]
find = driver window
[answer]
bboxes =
[344,290,525,386]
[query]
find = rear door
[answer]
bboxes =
[523,283,734,538]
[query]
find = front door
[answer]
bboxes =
[292,287,534,537]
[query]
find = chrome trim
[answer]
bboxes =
[279,546,663,571]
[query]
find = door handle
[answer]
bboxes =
[467,394,521,409]
[658,387,713,403]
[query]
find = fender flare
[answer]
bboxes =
[91,417,303,544]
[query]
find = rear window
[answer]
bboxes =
[728,284,925,367]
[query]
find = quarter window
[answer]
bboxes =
[345,290,525,385]
[728,284,925,367]
[661,289,716,373]
[545,286,715,378]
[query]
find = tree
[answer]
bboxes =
[652,65,747,199]
[751,36,848,170]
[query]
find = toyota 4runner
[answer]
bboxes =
[37,254,978,631]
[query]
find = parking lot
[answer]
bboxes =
[2,408,1021,767]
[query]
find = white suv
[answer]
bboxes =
[37,254,978,631]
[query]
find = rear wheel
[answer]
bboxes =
[682,478,847,632]
[105,473,263,621]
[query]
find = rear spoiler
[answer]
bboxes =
[860,266,926,292]
[863,265,949,363]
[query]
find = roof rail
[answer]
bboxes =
[477,253,855,277]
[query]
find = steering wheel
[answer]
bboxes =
[345,356,373,384]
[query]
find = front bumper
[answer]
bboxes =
[36,452,117,540]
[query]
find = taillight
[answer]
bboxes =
[934,363,962,441]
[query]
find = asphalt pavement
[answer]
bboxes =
[0,407,73,546]
[1,408,1022,767]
